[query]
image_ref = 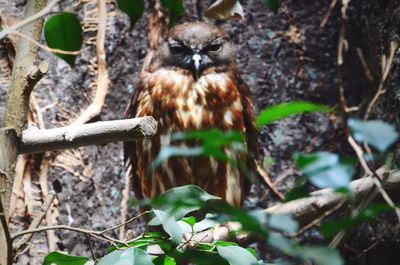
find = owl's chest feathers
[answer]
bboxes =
[137,69,245,131]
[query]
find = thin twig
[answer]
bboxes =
[86,234,97,262]
[364,42,398,120]
[356,47,374,84]
[256,161,285,201]
[102,210,151,234]
[321,0,338,27]
[13,191,56,252]
[0,0,60,40]
[12,30,83,55]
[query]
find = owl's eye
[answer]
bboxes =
[169,44,186,54]
[204,43,222,52]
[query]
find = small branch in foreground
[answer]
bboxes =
[13,191,56,253]
[11,211,152,247]
[19,117,157,154]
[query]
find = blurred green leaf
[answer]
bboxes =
[293,152,354,189]
[193,214,217,232]
[207,203,267,236]
[217,245,259,265]
[181,216,196,227]
[214,241,238,247]
[256,101,333,128]
[261,0,280,14]
[42,252,88,265]
[300,247,343,265]
[117,0,145,28]
[151,146,203,170]
[153,209,183,246]
[348,119,399,152]
[319,204,393,238]
[268,214,298,233]
[151,185,220,222]
[267,232,296,254]
[160,0,184,22]
[98,248,154,265]
[44,13,83,66]
[267,233,343,265]
[163,256,176,265]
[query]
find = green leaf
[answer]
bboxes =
[268,214,298,233]
[261,0,280,14]
[152,185,220,221]
[193,214,217,232]
[348,119,399,152]
[117,0,145,28]
[44,13,83,66]
[214,241,238,247]
[153,209,183,246]
[256,101,333,128]
[181,216,196,227]
[293,152,354,189]
[163,256,176,265]
[267,232,296,254]
[43,252,88,265]
[98,247,154,265]
[151,146,204,171]
[207,204,267,237]
[300,247,343,265]
[160,0,184,22]
[217,245,259,265]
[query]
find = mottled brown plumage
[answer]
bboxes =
[124,22,257,207]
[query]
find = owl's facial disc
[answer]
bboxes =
[166,40,223,79]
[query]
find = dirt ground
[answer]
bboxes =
[1,0,400,264]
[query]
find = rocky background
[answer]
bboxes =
[1,0,400,264]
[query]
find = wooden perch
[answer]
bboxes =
[19,117,157,154]
[265,167,400,226]
[186,167,400,246]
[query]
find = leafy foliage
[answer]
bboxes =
[348,118,399,152]
[256,101,333,128]
[293,152,354,189]
[44,13,83,66]
[217,245,259,265]
[98,248,154,265]
[151,130,245,171]
[42,252,88,265]
[117,0,145,28]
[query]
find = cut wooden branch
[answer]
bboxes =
[265,167,399,226]
[19,117,157,154]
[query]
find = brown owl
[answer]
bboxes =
[124,22,257,207]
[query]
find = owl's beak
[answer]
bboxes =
[192,53,202,76]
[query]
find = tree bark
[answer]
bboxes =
[0,0,46,264]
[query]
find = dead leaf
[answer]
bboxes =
[204,0,245,20]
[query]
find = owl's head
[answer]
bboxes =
[159,22,236,78]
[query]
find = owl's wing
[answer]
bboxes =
[123,80,145,200]
[235,74,259,194]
